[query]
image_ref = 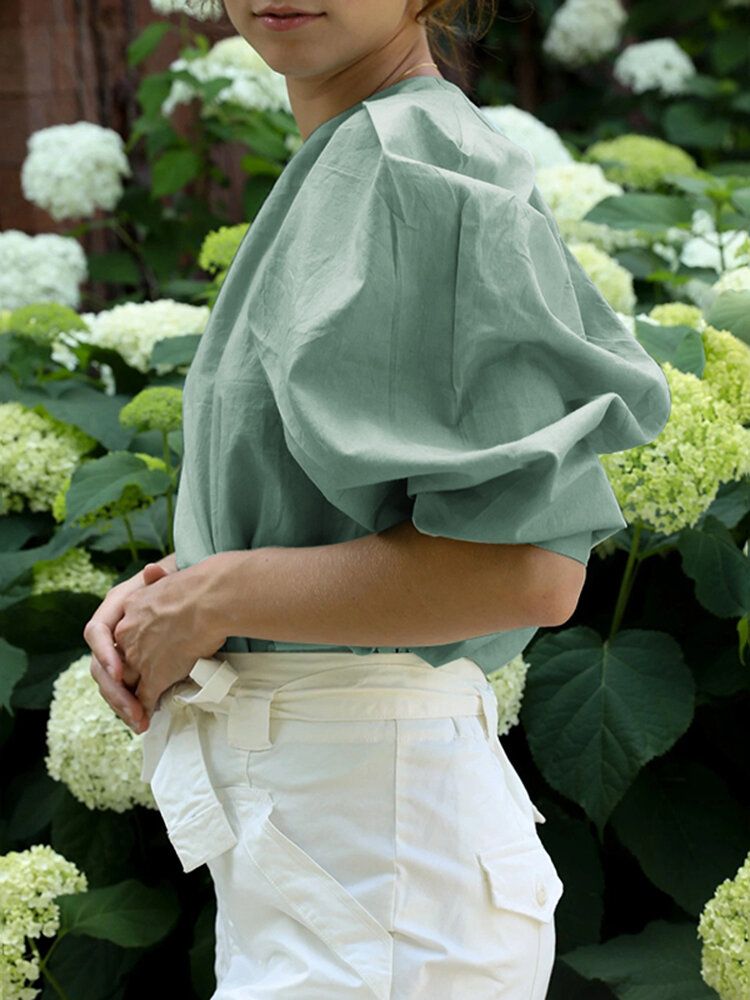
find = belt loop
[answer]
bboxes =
[227,690,274,750]
[479,685,499,742]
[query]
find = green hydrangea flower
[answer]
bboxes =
[198,223,249,278]
[0,844,87,1000]
[7,302,89,346]
[568,241,636,314]
[698,850,750,1000]
[119,386,183,434]
[32,547,118,598]
[45,653,157,812]
[0,402,96,516]
[486,654,530,736]
[584,134,701,191]
[648,302,705,330]
[600,362,750,536]
[701,324,750,425]
[646,306,750,425]
[0,308,13,333]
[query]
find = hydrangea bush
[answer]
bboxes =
[1,2,749,998]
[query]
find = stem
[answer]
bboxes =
[31,936,71,1000]
[608,522,644,641]
[110,219,159,299]
[122,513,139,561]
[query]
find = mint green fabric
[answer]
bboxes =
[174,75,672,675]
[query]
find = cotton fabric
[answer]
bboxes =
[141,651,564,999]
[172,74,672,672]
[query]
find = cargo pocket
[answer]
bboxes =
[214,784,394,1000]
[476,836,564,925]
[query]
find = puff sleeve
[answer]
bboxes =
[251,136,672,567]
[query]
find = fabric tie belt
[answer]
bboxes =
[140,655,544,874]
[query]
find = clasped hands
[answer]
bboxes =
[84,559,226,734]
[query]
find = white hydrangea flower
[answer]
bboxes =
[45,654,157,812]
[613,38,696,97]
[76,298,210,373]
[543,0,627,69]
[0,230,87,311]
[680,207,750,273]
[568,241,637,313]
[0,844,87,1000]
[534,161,635,250]
[32,547,118,598]
[711,264,750,294]
[476,104,574,169]
[0,403,94,516]
[486,655,530,736]
[21,122,132,222]
[151,0,224,19]
[162,35,290,117]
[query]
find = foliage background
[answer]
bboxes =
[1,0,749,997]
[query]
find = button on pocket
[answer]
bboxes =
[476,836,564,925]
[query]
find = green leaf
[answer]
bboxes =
[88,494,170,555]
[58,878,180,947]
[0,522,100,593]
[705,289,750,345]
[0,594,100,656]
[561,919,715,999]
[41,931,140,1000]
[614,246,671,281]
[137,72,174,120]
[6,766,67,839]
[127,21,172,67]
[583,193,693,233]
[663,102,733,151]
[151,148,203,197]
[699,478,750,531]
[189,900,217,998]
[64,452,171,524]
[522,627,694,835]
[10,648,90,710]
[635,320,705,377]
[0,512,39,553]
[691,644,750,699]
[51,793,138,888]
[86,251,142,286]
[709,32,749,75]
[677,517,750,618]
[149,332,201,368]
[533,799,605,953]
[0,637,27,712]
[610,759,750,916]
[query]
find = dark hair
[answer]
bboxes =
[415,0,498,78]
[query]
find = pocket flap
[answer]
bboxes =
[477,837,564,924]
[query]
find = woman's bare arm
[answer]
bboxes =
[193,518,585,650]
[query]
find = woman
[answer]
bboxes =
[86,0,672,996]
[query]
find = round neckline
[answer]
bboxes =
[302,75,458,146]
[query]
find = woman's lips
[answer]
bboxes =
[255,12,325,30]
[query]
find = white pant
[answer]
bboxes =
[141,652,563,999]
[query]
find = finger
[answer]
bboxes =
[84,619,124,683]
[134,677,159,721]
[142,563,168,584]
[90,655,145,729]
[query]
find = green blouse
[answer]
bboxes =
[173,75,672,675]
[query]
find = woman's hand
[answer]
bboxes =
[111,559,228,727]
[85,561,174,734]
